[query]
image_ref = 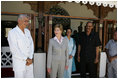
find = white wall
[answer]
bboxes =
[1,1,39,28]
[58,2,97,18]
[1,1,36,13]
[105,9,117,20]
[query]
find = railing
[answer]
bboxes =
[1,47,12,68]
[1,46,46,78]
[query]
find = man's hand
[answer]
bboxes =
[65,66,68,70]
[47,68,51,73]
[69,55,73,59]
[78,56,80,62]
[26,58,33,66]
[109,56,117,63]
[94,58,99,64]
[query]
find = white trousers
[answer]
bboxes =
[14,64,34,78]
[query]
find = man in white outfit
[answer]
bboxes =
[7,14,34,78]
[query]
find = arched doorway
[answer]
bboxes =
[46,5,70,37]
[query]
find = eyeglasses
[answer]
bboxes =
[24,20,29,23]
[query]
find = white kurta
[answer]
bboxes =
[8,26,34,72]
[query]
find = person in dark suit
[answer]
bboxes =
[78,21,101,78]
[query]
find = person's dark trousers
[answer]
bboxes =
[80,61,97,78]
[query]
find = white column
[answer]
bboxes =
[34,53,46,78]
[99,52,107,78]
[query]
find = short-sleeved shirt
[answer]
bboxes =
[78,32,101,62]
[105,39,117,57]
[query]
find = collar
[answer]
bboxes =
[54,36,64,44]
[16,25,26,34]
[85,31,94,37]
[112,39,117,43]
[16,25,27,37]
[65,36,72,41]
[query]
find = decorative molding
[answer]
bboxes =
[81,2,116,19]
[69,1,117,8]
[23,1,116,19]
